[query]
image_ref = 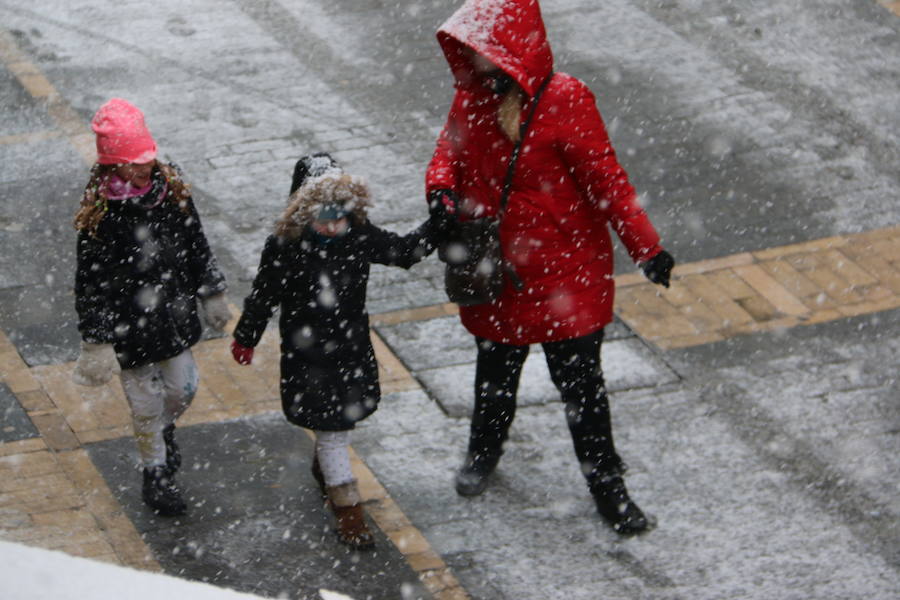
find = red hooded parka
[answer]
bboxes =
[426,0,664,345]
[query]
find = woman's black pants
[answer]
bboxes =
[469,328,624,482]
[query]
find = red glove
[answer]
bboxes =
[231,340,254,365]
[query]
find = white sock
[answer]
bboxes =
[314,430,353,487]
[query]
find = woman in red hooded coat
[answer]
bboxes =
[426,0,674,535]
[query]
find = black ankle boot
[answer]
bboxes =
[162,424,181,474]
[455,451,502,497]
[142,466,187,516]
[590,474,650,535]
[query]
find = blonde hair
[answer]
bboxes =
[497,84,525,142]
[275,173,371,240]
[73,161,191,236]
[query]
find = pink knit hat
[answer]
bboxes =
[91,98,157,165]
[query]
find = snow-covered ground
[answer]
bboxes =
[1,1,898,599]
[0,539,272,600]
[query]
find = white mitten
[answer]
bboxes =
[202,293,233,331]
[72,342,120,386]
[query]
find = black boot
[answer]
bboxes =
[142,465,187,516]
[162,424,181,474]
[455,451,502,497]
[590,474,650,535]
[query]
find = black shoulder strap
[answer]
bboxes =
[497,73,554,221]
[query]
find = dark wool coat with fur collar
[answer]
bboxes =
[233,216,437,431]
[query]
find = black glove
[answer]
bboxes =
[427,189,459,233]
[641,250,675,288]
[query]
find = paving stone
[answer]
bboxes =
[375,316,474,372]
[732,264,811,317]
[758,259,823,301]
[0,382,37,443]
[416,336,681,419]
[13,389,53,412]
[376,314,639,375]
[54,448,160,571]
[0,438,45,457]
[29,412,78,451]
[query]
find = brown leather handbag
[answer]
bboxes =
[440,75,552,306]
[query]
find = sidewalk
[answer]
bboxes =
[0,316,463,600]
[361,302,900,599]
[2,276,899,599]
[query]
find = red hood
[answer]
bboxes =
[437,0,553,97]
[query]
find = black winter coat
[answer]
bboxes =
[75,166,227,369]
[233,217,437,431]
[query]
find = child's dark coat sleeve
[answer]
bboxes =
[182,200,228,298]
[74,232,117,344]
[233,235,286,347]
[360,217,440,269]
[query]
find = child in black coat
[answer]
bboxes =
[72,98,231,517]
[231,154,443,548]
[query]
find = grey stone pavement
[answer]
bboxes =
[85,417,431,600]
[1,1,899,599]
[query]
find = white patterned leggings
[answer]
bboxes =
[314,430,354,487]
[120,350,199,468]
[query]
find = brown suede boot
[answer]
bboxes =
[326,481,375,550]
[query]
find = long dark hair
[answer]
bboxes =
[73,160,192,236]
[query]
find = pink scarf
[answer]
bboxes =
[104,174,167,207]
[104,174,151,199]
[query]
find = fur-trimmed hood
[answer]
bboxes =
[275,172,371,240]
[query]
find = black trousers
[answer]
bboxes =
[469,328,624,482]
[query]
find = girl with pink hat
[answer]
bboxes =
[72,98,232,517]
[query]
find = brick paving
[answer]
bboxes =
[0,310,466,599]
[879,1,900,16]
[0,330,160,571]
[615,225,900,349]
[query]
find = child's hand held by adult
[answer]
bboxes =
[72,341,120,386]
[230,339,254,365]
[428,188,458,216]
[427,188,460,236]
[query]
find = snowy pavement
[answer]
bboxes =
[85,417,431,600]
[357,307,900,599]
[1,1,899,599]
[2,539,272,600]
